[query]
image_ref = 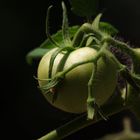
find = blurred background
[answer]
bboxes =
[1,0,140,139]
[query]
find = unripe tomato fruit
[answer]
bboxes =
[37,47,118,113]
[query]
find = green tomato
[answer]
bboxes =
[37,47,118,114]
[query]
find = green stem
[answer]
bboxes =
[106,37,135,58]
[87,62,97,119]
[79,34,94,48]
[87,42,108,120]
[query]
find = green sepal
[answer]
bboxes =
[62,1,72,46]
[40,77,61,94]
[48,46,74,78]
[87,98,95,120]
[87,62,97,120]
[40,72,65,103]
[92,13,102,30]
[92,14,118,36]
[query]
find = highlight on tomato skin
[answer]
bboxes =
[37,47,118,114]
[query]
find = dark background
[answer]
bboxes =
[1,0,140,139]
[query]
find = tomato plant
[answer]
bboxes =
[26,0,140,140]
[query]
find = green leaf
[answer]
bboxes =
[99,22,119,36]
[26,25,79,65]
[69,0,98,17]
[26,48,50,65]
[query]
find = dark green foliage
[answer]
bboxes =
[69,0,98,17]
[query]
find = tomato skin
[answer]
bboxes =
[37,47,118,114]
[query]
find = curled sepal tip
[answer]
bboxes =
[39,73,64,103]
[87,98,95,120]
[46,5,61,48]
[92,13,102,30]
